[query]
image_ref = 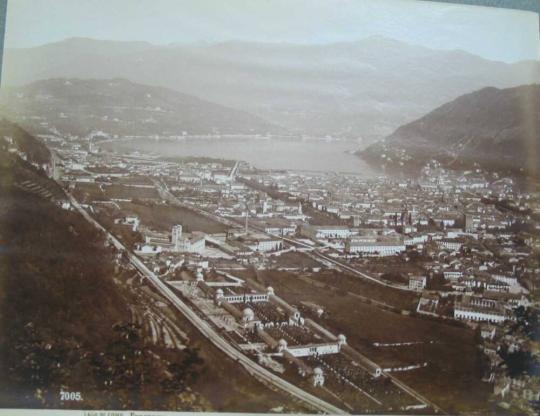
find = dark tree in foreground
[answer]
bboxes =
[162,348,204,409]
[92,324,204,410]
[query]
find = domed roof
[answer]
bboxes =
[243,307,254,318]
[216,288,224,295]
[338,334,347,341]
[313,367,323,375]
[278,338,288,347]
[267,286,274,294]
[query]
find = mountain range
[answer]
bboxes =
[0,78,283,137]
[3,37,539,141]
[359,84,540,177]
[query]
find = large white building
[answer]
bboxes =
[492,274,518,286]
[346,237,405,257]
[241,233,283,252]
[404,234,429,247]
[301,225,353,240]
[437,239,463,251]
[409,275,427,291]
[262,219,297,236]
[275,334,347,358]
[285,342,341,357]
[443,270,463,280]
[177,233,206,254]
[172,225,183,250]
[171,225,206,254]
[454,296,507,323]
[216,291,269,304]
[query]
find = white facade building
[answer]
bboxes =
[246,238,283,252]
[284,342,341,358]
[302,225,353,240]
[437,239,463,251]
[454,306,506,323]
[218,292,269,304]
[409,276,427,291]
[171,225,205,254]
[443,271,463,280]
[454,297,507,323]
[346,237,405,256]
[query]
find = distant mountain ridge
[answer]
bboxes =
[359,84,540,177]
[0,78,284,137]
[3,37,539,140]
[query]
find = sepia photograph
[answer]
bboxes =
[0,0,539,415]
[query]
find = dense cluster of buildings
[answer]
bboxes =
[30,131,539,414]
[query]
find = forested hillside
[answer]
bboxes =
[360,85,540,177]
[0,128,204,410]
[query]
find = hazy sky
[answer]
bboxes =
[5,0,540,63]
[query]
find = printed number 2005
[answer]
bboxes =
[60,391,82,401]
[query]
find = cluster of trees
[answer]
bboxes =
[3,322,204,410]
[499,345,540,379]
[494,307,540,379]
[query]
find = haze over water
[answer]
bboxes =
[104,137,376,175]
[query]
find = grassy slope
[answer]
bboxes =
[0,148,132,408]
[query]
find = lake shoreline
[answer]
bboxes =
[101,136,376,177]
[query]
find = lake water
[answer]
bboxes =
[103,137,375,176]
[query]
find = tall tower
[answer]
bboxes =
[244,202,249,234]
[172,225,183,251]
[50,152,60,180]
[465,214,474,232]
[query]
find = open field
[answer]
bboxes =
[244,269,491,413]
[72,182,160,201]
[103,183,160,200]
[303,269,419,311]
[120,201,229,234]
[116,175,155,186]
[355,256,429,284]
[268,251,321,270]
[72,182,106,202]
